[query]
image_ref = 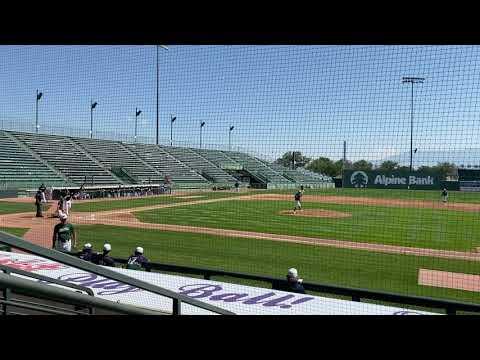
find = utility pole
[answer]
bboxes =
[36,90,43,134]
[156,45,169,145]
[402,77,425,173]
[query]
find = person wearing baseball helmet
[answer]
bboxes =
[286,268,306,294]
[78,243,94,262]
[126,246,150,271]
[92,243,115,267]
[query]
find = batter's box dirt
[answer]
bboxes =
[279,209,351,218]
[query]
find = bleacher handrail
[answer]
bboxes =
[0,271,165,315]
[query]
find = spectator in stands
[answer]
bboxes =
[285,268,306,294]
[126,247,150,271]
[92,243,115,267]
[78,243,94,262]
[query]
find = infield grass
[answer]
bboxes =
[76,224,480,304]
[72,190,257,212]
[135,199,480,251]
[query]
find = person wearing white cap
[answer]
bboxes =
[286,268,305,294]
[78,243,94,262]
[92,243,115,267]
[52,213,76,252]
[126,246,150,271]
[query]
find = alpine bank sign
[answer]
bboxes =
[345,170,440,189]
[374,174,435,186]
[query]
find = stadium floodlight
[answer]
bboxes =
[156,45,169,145]
[135,108,142,143]
[402,77,425,173]
[200,121,206,149]
[35,90,43,134]
[90,100,98,139]
[170,114,176,146]
[229,126,235,151]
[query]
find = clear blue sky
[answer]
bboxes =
[1,45,480,163]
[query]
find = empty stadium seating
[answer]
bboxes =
[1,130,332,189]
[160,146,237,184]
[126,143,209,187]
[10,132,121,186]
[0,131,67,187]
[268,163,332,184]
[222,151,292,183]
[191,148,242,170]
[73,138,163,184]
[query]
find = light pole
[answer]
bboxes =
[200,121,205,149]
[156,45,169,145]
[229,126,234,151]
[402,77,424,172]
[35,90,43,134]
[135,108,142,142]
[170,114,176,146]
[90,100,98,139]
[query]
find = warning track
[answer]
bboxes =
[2,194,480,262]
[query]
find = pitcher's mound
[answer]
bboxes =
[280,209,351,219]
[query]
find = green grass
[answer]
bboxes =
[135,199,480,251]
[0,201,49,215]
[270,187,480,203]
[72,190,257,212]
[76,224,480,304]
[0,227,29,237]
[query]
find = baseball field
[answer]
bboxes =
[2,188,480,305]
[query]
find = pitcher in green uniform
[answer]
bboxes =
[52,213,77,252]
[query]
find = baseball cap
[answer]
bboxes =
[288,268,298,278]
[135,247,144,254]
[103,243,112,252]
[83,243,92,249]
[59,213,68,220]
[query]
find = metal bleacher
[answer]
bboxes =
[192,148,243,170]
[160,146,237,185]
[73,137,163,184]
[223,151,292,184]
[268,163,331,184]
[0,131,67,188]
[2,130,332,189]
[10,132,120,186]
[126,143,209,187]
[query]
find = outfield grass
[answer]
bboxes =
[270,187,480,203]
[76,224,480,304]
[135,199,480,251]
[0,201,48,215]
[72,190,256,212]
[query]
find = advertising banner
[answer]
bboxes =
[0,251,435,315]
[343,170,441,190]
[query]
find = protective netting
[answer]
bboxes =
[2,45,480,315]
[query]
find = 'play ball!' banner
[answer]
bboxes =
[0,251,436,315]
